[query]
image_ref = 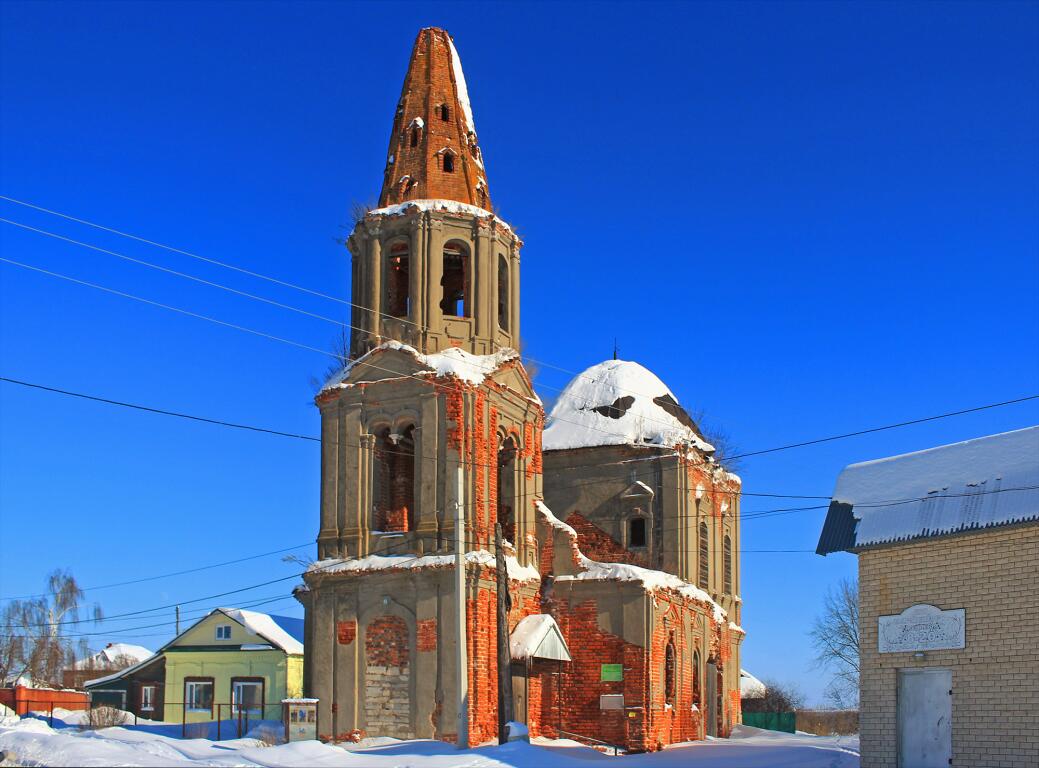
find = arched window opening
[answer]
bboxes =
[664,638,676,706]
[410,128,419,147]
[497,435,517,542]
[629,516,646,548]
[440,241,469,317]
[723,535,733,594]
[692,650,702,707]
[386,242,410,318]
[439,104,450,122]
[442,152,455,173]
[373,425,415,532]
[699,522,709,589]
[497,254,509,330]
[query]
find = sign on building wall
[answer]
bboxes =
[600,664,623,681]
[878,604,965,653]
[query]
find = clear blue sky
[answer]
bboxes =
[1,1,1037,705]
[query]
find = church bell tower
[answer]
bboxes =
[347,27,522,359]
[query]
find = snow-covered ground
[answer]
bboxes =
[0,708,859,767]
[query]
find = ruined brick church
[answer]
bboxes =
[297,27,743,752]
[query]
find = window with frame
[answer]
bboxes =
[374,425,416,532]
[439,103,450,122]
[629,516,647,548]
[440,241,469,317]
[497,254,509,330]
[185,679,213,712]
[386,242,410,318]
[442,151,455,173]
[723,534,733,594]
[699,522,709,589]
[140,685,156,712]
[215,625,232,640]
[232,678,264,716]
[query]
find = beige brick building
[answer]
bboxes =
[817,426,1039,768]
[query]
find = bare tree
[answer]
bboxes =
[0,570,101,687]
[741,678,805,713]
[309,326,352,393]
[690,408,742,472]
[809,577,860,708]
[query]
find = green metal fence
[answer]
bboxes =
[742,711,796,733]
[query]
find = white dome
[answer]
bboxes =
[542,359,713,452]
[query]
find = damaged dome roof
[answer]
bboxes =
[542,360,713,453]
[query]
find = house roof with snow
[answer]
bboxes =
[817,426,1039,554]
[73,643,152,670]
[542,359,713,453]
[740,669,766,699]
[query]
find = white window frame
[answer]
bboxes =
[215,624,232,640]
[140,684,156,712]
[232,680,263,715]
[185,680,213,712]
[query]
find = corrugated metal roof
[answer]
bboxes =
[817,426,1039,554]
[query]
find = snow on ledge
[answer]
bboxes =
[367,199,512,232]
[324,341,526,394]
[308,549,540,583]
[537,501,728,624]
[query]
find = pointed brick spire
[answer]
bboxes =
[379,28,491,211]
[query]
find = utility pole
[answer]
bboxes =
[495,522,514,743]
[454,462,469,749]
[175,605,180,635]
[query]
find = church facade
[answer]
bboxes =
[297,27,743,752]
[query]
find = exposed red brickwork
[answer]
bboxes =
[445,385,465,453]
[417,618,437,652]
[337,620,356,645]
[472,390,488,546]
[551,598,647,750]
[366,616,409,669]
[565,513,642,565]
[379,28,491,210]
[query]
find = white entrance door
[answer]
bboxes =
[898,668,952,768]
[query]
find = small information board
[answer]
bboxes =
[600,663,623,681]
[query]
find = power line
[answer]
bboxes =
[0,254,669,445]
[0,218,362,334]
[0,257,336,358]
[0,377,321,444]
[0,219,701,441]
[0,541,312,601]
[0,197,760,424]
[0,195,403,325]
[4,374,1035,508]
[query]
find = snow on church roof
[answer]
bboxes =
[818,426,1039,552]
[323,341,526,393]
[542,359,713,453]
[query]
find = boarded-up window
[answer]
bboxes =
[497,254,509,330]
[665,640,676,706]
[374,426,415,532]
[699,523,709,589]
[723,535,733,594]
